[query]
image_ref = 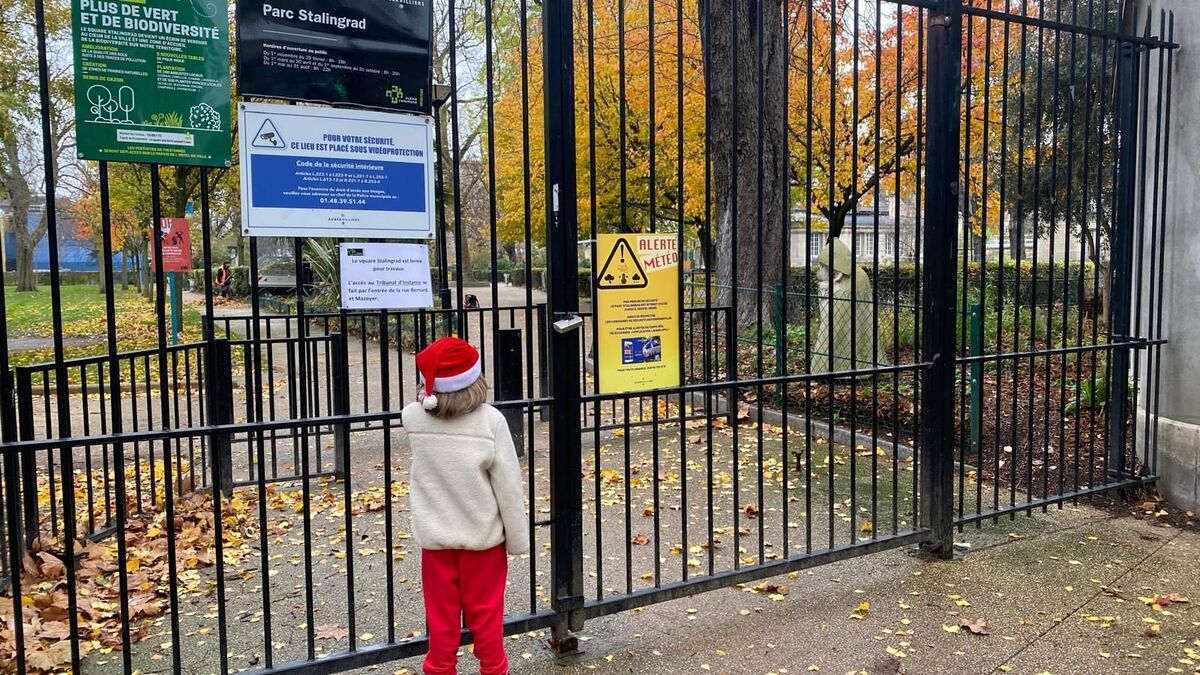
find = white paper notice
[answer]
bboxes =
[339,243,434,310]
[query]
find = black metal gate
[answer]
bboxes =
[0,0,1177,673]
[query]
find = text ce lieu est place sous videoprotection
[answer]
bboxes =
[291,134,426,158]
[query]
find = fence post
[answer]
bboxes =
[1108,41,1141,479]
[543,0,585,652]
[495,329,525,456]
[918,0,962,559]
[330,331,351,477]
[15,369,38,548]
[206,339,234,497]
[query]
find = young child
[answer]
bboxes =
[405,337,529,675]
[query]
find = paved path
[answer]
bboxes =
[32,285,1200,674]
[83,415,1200,675]
[415,505,1198,675]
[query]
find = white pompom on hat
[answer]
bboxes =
[415,337,482,410]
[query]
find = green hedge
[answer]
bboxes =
[789,261,1096,307]
[508,267,546,290]
[511,267,594,298]
[4,270,100,287]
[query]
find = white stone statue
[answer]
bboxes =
[811,238,887,376]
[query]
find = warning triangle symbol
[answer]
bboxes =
[596,238,648,290]
[252,119,285,149]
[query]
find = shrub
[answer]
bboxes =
[789,260,1096,309]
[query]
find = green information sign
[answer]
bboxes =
[72,0,231,167]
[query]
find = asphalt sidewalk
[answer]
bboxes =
[379,502,1198,675]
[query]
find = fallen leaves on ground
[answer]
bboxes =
[0,462,408,674]
[959,618,992,635]
[1140,593,1190,609]
[0,461,252,673]
[744,582,788,602]
[314,624,349,641]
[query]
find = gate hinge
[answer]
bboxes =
[931,15,952,28]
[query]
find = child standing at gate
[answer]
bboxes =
[405,337,529,675]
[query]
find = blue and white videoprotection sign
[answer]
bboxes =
[239,101,436,239]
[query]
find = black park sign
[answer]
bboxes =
[237,0,433,115]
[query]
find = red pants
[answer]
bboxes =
[421,546,509,675]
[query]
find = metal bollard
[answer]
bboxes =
[206,339,234,497]
[495,328,525,456]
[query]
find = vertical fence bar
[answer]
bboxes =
[331,331,350,477]
[773,284,785,391]
[537,302,549,421]
[542,0,585,650]
[969,303,983,464]
[16,369,37,548]
[919,0,962,558]
[1109,39,1141,480]
[724,306,736,425]
[2,373,19,565]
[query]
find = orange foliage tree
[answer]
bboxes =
[786,1,923,241]
[72,164,148,291]
[492,0,707,247]
[490,1,1012,259]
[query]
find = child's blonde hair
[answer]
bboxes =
[422,376,489,419]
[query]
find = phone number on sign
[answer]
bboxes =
[319,197,369,206]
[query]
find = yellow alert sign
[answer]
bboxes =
[594,234,681,394]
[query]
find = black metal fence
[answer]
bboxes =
[0,0,1177,673]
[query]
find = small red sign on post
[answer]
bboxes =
[152,217,192,272]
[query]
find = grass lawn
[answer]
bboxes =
[5,284,204,369]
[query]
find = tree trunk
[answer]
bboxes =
[705,0,788,330]
[827,205,852,241]
[438,108,470,287]
[140,247,153,298]
[15,242,36,292]
[172,168,192,218]
[121,252,129,290]
[1009,218,1026,262]
[4,155,43,293]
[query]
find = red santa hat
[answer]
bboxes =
[415,337,483,411]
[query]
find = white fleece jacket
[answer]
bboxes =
[403,401,530,555]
